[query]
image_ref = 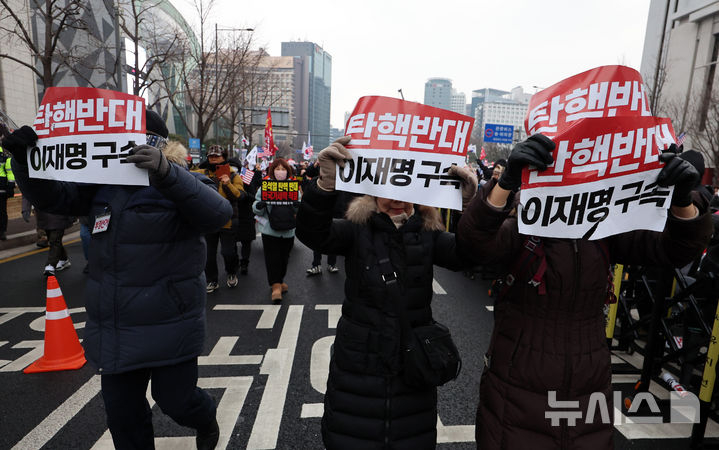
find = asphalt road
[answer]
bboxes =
[0,237,716,449]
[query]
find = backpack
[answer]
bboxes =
[268,204,296,231]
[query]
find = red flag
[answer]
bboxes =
[479,146,486,161]
[264,109,278,156]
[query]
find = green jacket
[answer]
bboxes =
[0,149,14,192]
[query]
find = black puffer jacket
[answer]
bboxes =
[297,179,469,450]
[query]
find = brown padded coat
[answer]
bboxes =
[457,179,713,450]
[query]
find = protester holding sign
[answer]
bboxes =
[460,139,711,449]
[3,102,232,450]
[296,131,477,449]
[252,158,300,302]
[193,145,246,292]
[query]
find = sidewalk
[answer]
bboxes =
[0,194,81,260]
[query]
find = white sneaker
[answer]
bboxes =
[306,265,322,276]
[55,260,71,271]
[44,265,55,276]
[226,274,238,288]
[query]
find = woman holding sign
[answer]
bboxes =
[252,158,300,302]
[296,136,478,449]
[457,134,713,450]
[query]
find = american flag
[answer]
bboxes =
[676,132,686,147]
[241,168,254,185]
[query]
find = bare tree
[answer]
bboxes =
[0,0,87,91]
[684,89,719,186]
[117,0,180,98]
[158,0,259,142]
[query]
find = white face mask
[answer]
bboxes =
[274,169,288,181]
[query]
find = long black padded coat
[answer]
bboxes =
[296,179,469,450]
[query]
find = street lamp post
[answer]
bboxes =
[214,25,254,143]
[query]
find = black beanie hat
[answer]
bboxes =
[146,109,168,138]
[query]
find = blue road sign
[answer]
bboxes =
[484,123,514,144]
[189,138,200,149]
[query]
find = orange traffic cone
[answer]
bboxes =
[24,275,86,373]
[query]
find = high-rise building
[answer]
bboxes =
[450,89,467,115]
[281,41,332,149]
[640,0,718,181]
[472,86,531,144]
[424,78,452,110]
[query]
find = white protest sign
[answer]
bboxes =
[30,87,148,186]
[339,96,474,210]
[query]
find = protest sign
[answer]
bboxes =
[30,87,148,185]
[525,65,651,138]
[261,180,299,205]
[518,65,677,240]
[339,96,474,210]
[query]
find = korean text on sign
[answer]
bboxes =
[261,180,299,205]
[30,87,148,186]
[525,66,652,137]
[339,96,474,210]
[518,116,676,240]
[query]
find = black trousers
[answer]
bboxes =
[312,251,336,267]
[239,239,252,265]
[205,229,239,282]
[261,234,294,285]
[0,195,7,235]
[45,229,67,266]
[101,357,216,450]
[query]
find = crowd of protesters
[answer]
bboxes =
[2,109,718,450]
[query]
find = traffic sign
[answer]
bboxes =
[484,123,514,144]
[189,138,200,149]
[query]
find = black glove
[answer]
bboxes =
[255,201,267,210]
[657,151,699,207]
[498,134,555,191]
[126,144,170,181]
[6,181,14,199]
[1,126,38,166]
[21,208,30,223]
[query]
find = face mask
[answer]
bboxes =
[274,169,288,181]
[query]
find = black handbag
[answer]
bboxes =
[374,233,462,389]
[267,204,296,231]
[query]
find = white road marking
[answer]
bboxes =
[0,308,45,326]
[300,403,324,418]
[12,375,101,450]
[0,341,8,369]
[198,336,263,366]
[615,412,719,439]
[485,305,494,311]
[247,305,303,449]
[436,415,475,443]
[315,305,341,329]
[1,340,44,372]
[310,336,334,394]
[213,304,281,329]
[432,279,446,295]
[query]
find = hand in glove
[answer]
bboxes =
[1,126,38,166]
[6,181,14,199]
[126,144,170,181]
[448,164,478,210]
[657,151,699,207]
[317,136,352,191]
[255,201,267,210]
[498,134,555,191]
[21,208,31,223]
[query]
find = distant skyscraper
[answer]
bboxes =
[281,41,332,149]
[450,89,467,115]
[424,78,452,110]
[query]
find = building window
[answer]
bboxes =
[699,33,719,131]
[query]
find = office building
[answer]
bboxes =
[281,41,332,149]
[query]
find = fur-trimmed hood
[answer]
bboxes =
[345,195,444,232]
[163,141,188,168]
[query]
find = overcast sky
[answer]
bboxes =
[170,0,651,130]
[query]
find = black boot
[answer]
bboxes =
[196,417,219,450]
